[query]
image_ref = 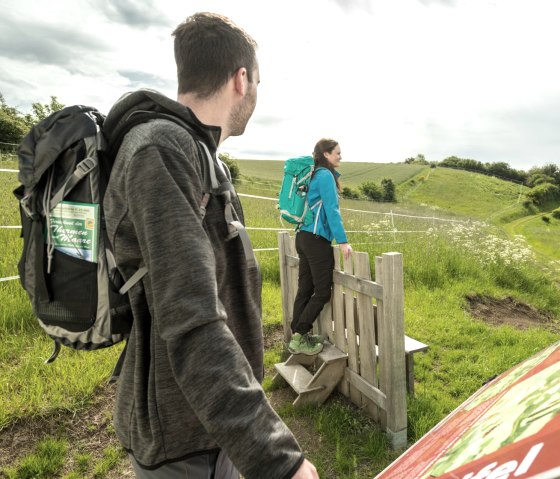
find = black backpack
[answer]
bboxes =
[14,105,148,366]
[14,95,257,372]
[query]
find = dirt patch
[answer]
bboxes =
[465,294,557,331]
[0,327,290,477]
[264,324,285,350]
[0,384,133,477]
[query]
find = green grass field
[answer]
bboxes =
[1,155,559,478]
[398,166,528,220]
[236,159,427,190]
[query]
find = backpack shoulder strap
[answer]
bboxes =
[106,110,214,218]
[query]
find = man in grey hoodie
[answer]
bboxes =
[103,12,319,479]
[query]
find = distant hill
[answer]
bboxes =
[236,159,427,188]
[236,160,534,223]
[399,167,530,220]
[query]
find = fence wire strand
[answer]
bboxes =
[1,170,472,283]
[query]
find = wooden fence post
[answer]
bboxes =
[278,232,292,344]
[376,253,407,449]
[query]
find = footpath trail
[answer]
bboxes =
[503,212,560,282]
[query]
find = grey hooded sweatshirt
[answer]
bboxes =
[103,90,304,478]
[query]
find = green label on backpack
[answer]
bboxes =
[48,201,99,263]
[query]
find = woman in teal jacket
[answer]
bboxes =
[289,138,352,355]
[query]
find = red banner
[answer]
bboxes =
[375,341,560,479]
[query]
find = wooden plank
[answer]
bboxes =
[354,251,379,420]
[378,253,407,439]
[405,336,429,354]
[274,362,313,394]
[374,335,429,355]
[286,236,299,344]
[372,334,429,395]
[307,357,346,391]
[375,256,387,429]
[332,246,348,397]
[278,232,292,344]
[344,369,387,411]
[318,294,333,343]
[333,270,383,299]
[286,254,299,267]
[343,254,362,408]
[286,353,316,368]
[293,385,331,408]
[317,342,347,364]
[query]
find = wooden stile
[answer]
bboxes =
[276,232,408,449]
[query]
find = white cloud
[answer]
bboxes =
[1,0,559,170]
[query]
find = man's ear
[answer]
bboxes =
[233,67,248,96]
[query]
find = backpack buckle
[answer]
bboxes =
[20,194,39,220]
[75,157,97,178]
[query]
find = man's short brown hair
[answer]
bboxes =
[172,12,258,98]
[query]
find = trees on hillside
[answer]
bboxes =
[523,164,560,206]
[404,154,429,165]
[359,178,397,203]
[381,178,396,202]
[26,96,65,124]
[527,164,560,187]
[360,181,383,201]
[0,94,28,144]
[218,152,239,183]
[0,94,64,146]
[438,156,527,184]
[525,183,560,205]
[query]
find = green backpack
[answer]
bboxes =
[278,155,318,228]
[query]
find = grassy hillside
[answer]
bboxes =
[503,212,560,278]
[2,155,560,478]
[237,159,427,189]
[237,160,529,221]
[394,166,527,220]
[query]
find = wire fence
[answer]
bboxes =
[0,169,487,284]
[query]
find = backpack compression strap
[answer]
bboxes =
[197,142,257,269]
[48,133,101,211]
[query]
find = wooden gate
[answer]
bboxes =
[276,232,407,448]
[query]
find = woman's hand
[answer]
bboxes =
[340,243,352,261]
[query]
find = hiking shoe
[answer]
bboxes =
[309,334,325,344]
[288,333,323,356]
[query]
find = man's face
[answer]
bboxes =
[229,65,259,137]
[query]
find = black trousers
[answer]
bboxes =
[129,450,238,478]
[291,231,334,335]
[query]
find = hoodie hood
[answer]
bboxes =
[104,89,221,155]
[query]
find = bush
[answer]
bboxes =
[552,208,560,219]
[525,182,560,205]
[542,216,550,223]
[359,181,383,201]
[341,186,360,200]
[381,178,396,202]
[218,152,239,183]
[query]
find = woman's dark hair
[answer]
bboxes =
[172,12,258,98]
[312,138,341,192]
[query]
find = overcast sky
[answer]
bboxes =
[1,0,559,171]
